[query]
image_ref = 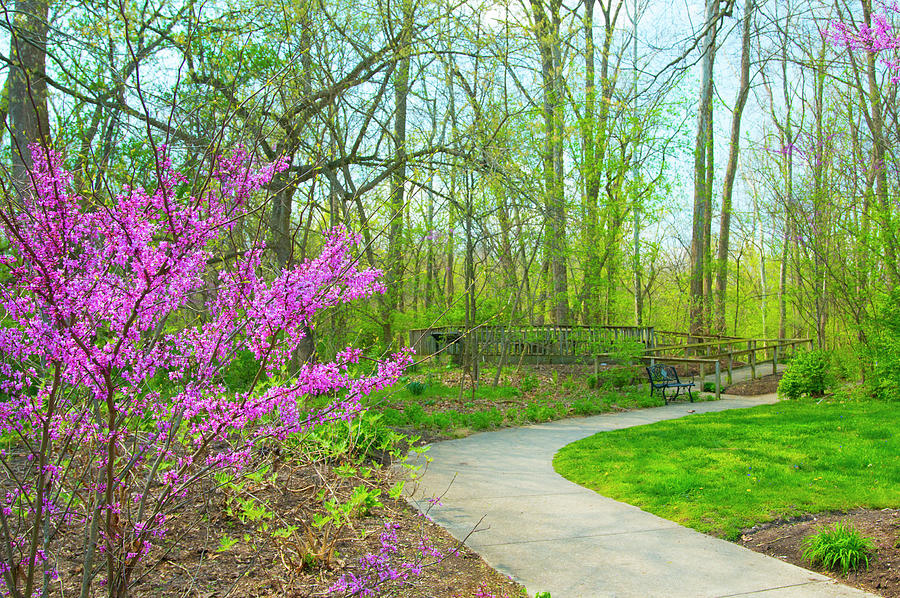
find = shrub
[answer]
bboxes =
[0,147,411,596]
[520,374,539,392]
[407,380,426,395]
[778,350,831,399]
[802,521,876,575]
[608,339,646,365]
[864,290,900,400]
[591,367,637,389]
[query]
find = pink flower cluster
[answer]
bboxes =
[0,145,410,595]
[330,521,446,596]
[826,7,900,81]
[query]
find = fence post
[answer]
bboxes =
[773,344,779,375]
[749,340,756,380]
[727,352,733,385]
[715,361,721,400]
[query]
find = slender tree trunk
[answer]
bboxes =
[531,0,569,325]
[382,0,413,348]
[689,0,719,336]
[7,0,50,188]
[714,0,753,333]
[861,0,899,285]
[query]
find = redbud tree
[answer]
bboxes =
[0,145,409,597]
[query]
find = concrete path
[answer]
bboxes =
[406,394,878,598]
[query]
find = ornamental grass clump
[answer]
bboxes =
[801,521,876,575]
[0,145,410,597]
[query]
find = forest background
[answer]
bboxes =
[1,0,898,371]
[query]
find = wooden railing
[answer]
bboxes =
[409,325,657,363]
[622,337,815,399]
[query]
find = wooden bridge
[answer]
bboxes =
[625,332,813,399]
[409,325,657,366]
[408,325,812,397]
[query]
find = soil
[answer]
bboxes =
[724,372,783,395]
[738,508,900,598]
[46,456,524,598]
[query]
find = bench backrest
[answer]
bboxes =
[646,364,679,384]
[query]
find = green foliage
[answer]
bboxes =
[777,350,831,399]
[608,339,646,365]
[222,349,263,393]
[406,380,427,395]
[520,374,538,392]
[217,534,239,553]
[590,367,638,389]
[802,521,876,575]
[703,382,716,393]
[347,485,383,517]
[864,290,900,400]
[292,411,413,463]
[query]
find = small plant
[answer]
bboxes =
[407,380,427,395]
[703,382,716,393]
[778,350,832,399]
[801,521,876,575]
[217,534,239,553]
[520,374,538,392]
[591,367,636,389]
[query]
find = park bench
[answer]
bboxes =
[645,364,695,404]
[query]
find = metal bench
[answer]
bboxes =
[646,364,695,404]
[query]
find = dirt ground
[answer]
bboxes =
[724,372,783,395]
[739,509,900,597]
[46,457,524,598]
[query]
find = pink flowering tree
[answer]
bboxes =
[0,145,410,597]
[826,2,900,79]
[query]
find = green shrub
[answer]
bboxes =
[406,380,426,395]
[572,397,600,416]
[703,382,716,393]
[520,374,538,392]
[591,367,636,389]
[292,412,411,462]
[608,339,645,365]
[802,521,876,575]
[778,350,831,399]
[864,290,900,400]
[524,404,555,422]
[222,350,263,393]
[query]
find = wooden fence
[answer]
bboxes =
[409,325,657,364]
[624,337,814,399]
[408,324,813,399]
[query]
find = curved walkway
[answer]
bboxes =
[406,394,879,598]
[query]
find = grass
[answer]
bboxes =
[553,398,900,540]
[366,372,708,436]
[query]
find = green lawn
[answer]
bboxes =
[553,399,900,539]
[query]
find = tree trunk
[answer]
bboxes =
[382,0,413,348]
[689,0,719,336]
[714,0,753,333]
[7,0,50,188]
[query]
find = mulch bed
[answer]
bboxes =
[724,372,783,395]
[739,508,900,597]
[43,457,524,598]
